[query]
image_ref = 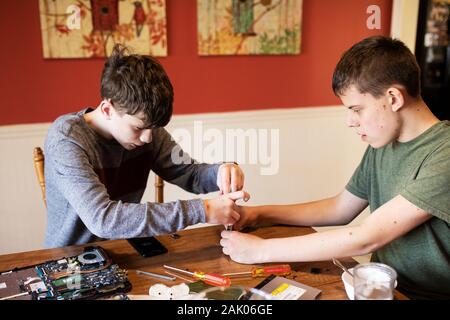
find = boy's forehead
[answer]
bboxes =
[339,86,376,106]
[126,112,146,124]
[340,86,363,99]
[339,86,362,105]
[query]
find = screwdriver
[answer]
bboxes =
[163,265,231,287]
[222,264,292,278]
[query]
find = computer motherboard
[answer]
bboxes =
[0,246,131,300]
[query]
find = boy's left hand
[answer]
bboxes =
[220,231,266,264]
[217,163,245,194]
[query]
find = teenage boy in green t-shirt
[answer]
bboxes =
[220,36,450,299]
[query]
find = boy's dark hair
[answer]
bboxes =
[332,36,421,98]
[100,44,173,127]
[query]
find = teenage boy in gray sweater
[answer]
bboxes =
[44,45,248,248]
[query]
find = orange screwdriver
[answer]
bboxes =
[163,265,231,287]
[222,264,291,278]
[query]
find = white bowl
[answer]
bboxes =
[341,268,356,300]
[341,267,398,300]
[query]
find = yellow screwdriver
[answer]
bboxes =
[163,265,231,287]
[222,264,292,278]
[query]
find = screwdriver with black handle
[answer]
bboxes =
[222,264,291,278]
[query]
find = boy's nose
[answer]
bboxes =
[139,129,152,144]
[346,111,359,127]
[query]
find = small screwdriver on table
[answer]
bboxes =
[222,264,292,278]
[163,265,231,287]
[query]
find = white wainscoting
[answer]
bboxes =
[0,106,368,255]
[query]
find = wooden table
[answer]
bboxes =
[0,225,407,300]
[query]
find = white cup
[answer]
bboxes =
[353,262,397,300]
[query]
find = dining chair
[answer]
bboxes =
[33,147,164,206]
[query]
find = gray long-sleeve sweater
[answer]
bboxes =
[44,109,219,248]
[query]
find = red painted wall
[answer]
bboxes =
[0,0,392,126]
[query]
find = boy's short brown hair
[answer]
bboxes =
[332,36,421,98]
[100,44,173,128]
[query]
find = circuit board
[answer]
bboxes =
[0,246,131,300]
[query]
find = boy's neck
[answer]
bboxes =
[83,106,114,140]
[397,98,440,143]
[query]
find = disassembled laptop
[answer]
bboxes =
[0,246,131,300]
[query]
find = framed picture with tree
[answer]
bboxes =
[197,0,303,55]
[39,0,167,58]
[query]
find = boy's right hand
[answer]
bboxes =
[233,206,260,231]
[203,191,250,226]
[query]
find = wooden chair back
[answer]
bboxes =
[33,147,164,206]
[154,175,164,203]
[33,147,46,206]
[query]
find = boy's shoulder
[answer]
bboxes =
[428,120,450,148]
[439,120,450,133]
[46,109,90,146]
[52,110,82,128]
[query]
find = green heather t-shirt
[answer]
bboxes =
[346,121,450,299]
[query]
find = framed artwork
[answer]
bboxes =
[39,0,167,58]
[197,0,302,56]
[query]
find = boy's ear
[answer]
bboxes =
[100,100,114,119]
[386,87,404,112]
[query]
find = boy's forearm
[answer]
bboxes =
[255,197,344,227]
[260,225,375,263]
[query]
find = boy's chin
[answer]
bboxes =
[369,140,389,149]
[122,143,137,150]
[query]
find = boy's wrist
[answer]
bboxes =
[259,238,273,263]
[252,206,265,224]
[240,206,262,228]
[202,199,211,221]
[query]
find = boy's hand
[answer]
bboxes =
[233,206,260,231]
[203,191,250,226]
[217,163,245,194]
[220,231,267,264]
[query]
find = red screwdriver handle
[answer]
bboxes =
[252,264,291,277]
[195,272,231,287]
